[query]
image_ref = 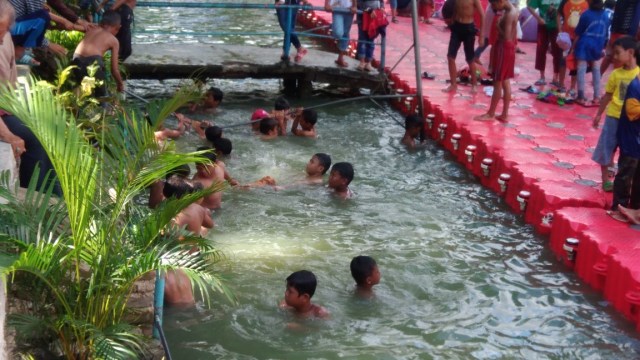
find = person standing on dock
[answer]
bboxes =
[474,0,518,121]
[97,0,136,61]
[325,0,357,68]
[442,0,484,93]
[275,0,309,62]
[356,0,385,72]
[527,0,562,87]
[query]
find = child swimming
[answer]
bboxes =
[350,255,381,297]
[328,162,354,199]
[280,270,329,318]
[401,115,425,150]
[291,108,318,138]
[305,153,332,184]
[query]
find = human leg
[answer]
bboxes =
[549,28,561,83]
[592,59,602,101]
[462,25,477,91]
[390,0,398,22]
[612,155,639,210]
[576,60,587,101]
[444,24,462,92]
[591,115,619,190]
[534,26,549,81]
[116,5,133,61]
[2,115,61,196]
[475,80,502,120]
[630,159,640,209]
[496,79,511,121]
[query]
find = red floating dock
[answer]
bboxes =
[298,2,640,331]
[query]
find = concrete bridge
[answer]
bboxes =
[124,43,386,94]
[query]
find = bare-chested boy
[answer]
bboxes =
[71,10,124,96]
[192,147,225,210]
[162,176,214,307]
[474,0,518,122]
[443,0,484,94]
[305,153,332,184]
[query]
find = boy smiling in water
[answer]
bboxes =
[305,153,332,184]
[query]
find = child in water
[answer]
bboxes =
[272,97,294,136]
[189,86,224,113]
[280,270,329,318]
[259,117,280,140]
[401,115,425,150]
[350,255,381,297]
[191,147,225,210]
[291,108,318,138]
[305,153,332,184]
[328,162,354,199]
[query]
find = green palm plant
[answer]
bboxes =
[0,79,234,359]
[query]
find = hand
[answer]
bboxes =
[324,4,332,11]
[592,115,601,129]
[8,135,26,159]
[351,5,357,13]
[48,43,68,56]
[537,17,545,25]
[116,81,124,92]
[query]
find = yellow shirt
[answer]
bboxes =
[606,66,640,118]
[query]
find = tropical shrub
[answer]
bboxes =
[0,77,234,359]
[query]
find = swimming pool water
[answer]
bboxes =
[131,78,640,359]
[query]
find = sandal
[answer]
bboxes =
[534,78,547,86]
[602,180,613,192]
[17,52,40,66]
[421,71,436,80]
[334,59,348,68]
[294,48,308,63]
[607,210,630,223]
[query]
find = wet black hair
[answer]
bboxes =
[195,146,217,164]
[350,256,378,286]
[612,36,640,66]
[302,109,318,126]
[274,96,291,111]
[405,115,424,130]
[604,0,615,9]
[313,153,332,175]
[213,137,233,155]
[165,164,191,180]
[162,176,195,199]
[589,0,604,11]
[331,162,354,185]
[101,10,121,26]
[286,270,317,298]
[207,87,224,102]
[259,117,278,135]
[205,125,223,142]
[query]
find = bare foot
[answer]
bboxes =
[442,85,457,93]
[470,86,478,94]
[618,205,640,225]
[607,210,630,223]
[495,114,508,122]
[474,113,495,121]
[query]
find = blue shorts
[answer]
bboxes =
[592,115,618,166]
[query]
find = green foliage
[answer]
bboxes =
[0,78,234,359]
[45,30,85,54]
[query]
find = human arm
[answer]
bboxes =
[191,119,212,139]
[201,208,214,229]
[223,167,239,186]
[527,0,544,25]
[0,117,26,159]
[593,93,613,128]
[474,0,485,47]
[351,0,357,13]
[109,38,125,92]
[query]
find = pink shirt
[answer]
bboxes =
[0,32,17,86]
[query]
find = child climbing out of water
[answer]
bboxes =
[592,36,639,193]
[188,87,224,113]
[260,117,280,140]
[71,10,124,97]
[608,46,640,223]
[306,153,332,184]
[149,163,191,209]
[191,147,226,210]
[280,270,329,318]
[291,108,318,138]
[401,115,425,150]
[162,176,214,307]
[328,162,354,199]
[272,97,294,136]
[350,255,381,297]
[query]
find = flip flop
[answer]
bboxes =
[519,85,539,94]
[534,79,547,86]
[421,71,435,80]
[16,53,40,66]
[335,59,348,68]
[294,48,308,63]
[607,210,630,223]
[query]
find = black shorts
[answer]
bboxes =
[71,55,107,98]
[447,21,477,63]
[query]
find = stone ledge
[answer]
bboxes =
[0,141,17,204]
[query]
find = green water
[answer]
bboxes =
[131,78,640,359]
[129,4,640,358]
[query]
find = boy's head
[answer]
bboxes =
[328,162,354,189]
[611,36,639,67]
[350,256,381,288]
[204,87,223,109]
[306,153,331,176]
[162,176,195,199]
[259,117,279,136]
[274,96,290,111]
[284,270,317,308]
[212,137,232,156]
[589,0,604,10]
[165,163,191,180]
[100,10,121,33]
[300,109,318,130]
[195,146,217,171]
[404,115,424,138]
[205,125,223,143]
